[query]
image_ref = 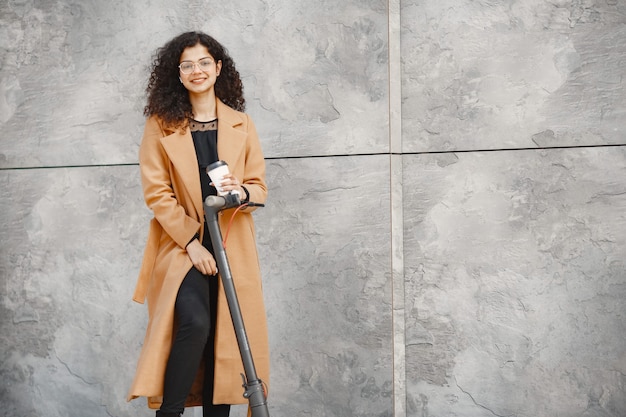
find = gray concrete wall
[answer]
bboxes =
[0,1,624,417]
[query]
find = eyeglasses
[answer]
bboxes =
[178,58,215,74]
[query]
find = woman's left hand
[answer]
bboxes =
[216,173,245,196]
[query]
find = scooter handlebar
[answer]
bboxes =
[204,193,264,214]
[204,195,230,210]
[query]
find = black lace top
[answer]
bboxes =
[190,118,218,250]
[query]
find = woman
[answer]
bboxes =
[127,31,270,417]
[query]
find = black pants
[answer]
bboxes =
[158,267,230,417]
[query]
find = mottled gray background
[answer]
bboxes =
[0,1,624,417]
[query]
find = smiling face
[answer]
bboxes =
[178,43,222,97]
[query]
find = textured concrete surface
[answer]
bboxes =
[1,0,625,416]
[257,156,392,417]
[403,148,626,417]
[0,0,389,167]
[0,166,152,417]
[0,158,392,417]
[401,0,626,152]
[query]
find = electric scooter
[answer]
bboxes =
[203,192,270,417]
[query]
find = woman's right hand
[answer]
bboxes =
[185,239,218,276]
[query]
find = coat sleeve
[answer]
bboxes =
[241,114,268,212]
[139,117,201,248]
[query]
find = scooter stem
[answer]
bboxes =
[204,194,270,417]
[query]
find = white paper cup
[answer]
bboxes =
[207,161,230,196]
[207,160,241,197]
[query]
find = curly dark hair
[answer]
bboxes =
[144,31,245,127]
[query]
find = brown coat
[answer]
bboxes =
[127,99,269,408]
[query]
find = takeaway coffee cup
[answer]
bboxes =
[206,160,239,196]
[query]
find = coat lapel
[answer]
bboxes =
[216,100,246,169]
[160,128,204,220]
